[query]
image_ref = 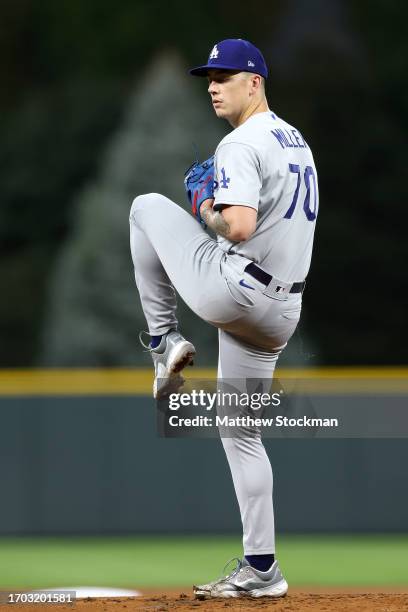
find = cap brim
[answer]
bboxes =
[189,64,242,77]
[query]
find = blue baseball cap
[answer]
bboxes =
[189,38,268,79]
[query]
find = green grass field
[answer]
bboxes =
[0,535,407,589]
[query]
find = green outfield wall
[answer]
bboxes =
[0,368,407,534]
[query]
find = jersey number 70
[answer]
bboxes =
[284,164,318,221]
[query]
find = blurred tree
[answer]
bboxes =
[0,0,284,107]
[0,80,123,365]
[0,0,285,367]
[40,53,227,366]
[0,0,406,365]
[259,0,408,363]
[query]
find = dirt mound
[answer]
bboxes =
[2,591,408,612]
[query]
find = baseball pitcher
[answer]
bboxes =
[129,38,318,599]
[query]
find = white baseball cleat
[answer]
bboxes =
[193,557,288,599]
[140,330,196,399]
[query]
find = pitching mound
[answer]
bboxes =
[3,590,408,611]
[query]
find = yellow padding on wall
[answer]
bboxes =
[0,367,407,396]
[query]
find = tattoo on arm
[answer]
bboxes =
[201,207,232,239]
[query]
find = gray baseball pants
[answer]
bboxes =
[129,193,301,555]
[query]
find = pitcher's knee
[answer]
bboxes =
[129,193,166,221]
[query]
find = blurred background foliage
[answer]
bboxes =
[0,0,406,366]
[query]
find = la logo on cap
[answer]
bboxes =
[189,39,268,79]
[209,45,219,60]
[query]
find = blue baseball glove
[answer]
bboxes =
[184,155,214,225]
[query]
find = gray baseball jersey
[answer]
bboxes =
[213,111,318,283]
[130,109,318,558]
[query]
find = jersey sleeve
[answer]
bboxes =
[213,142,262,212]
